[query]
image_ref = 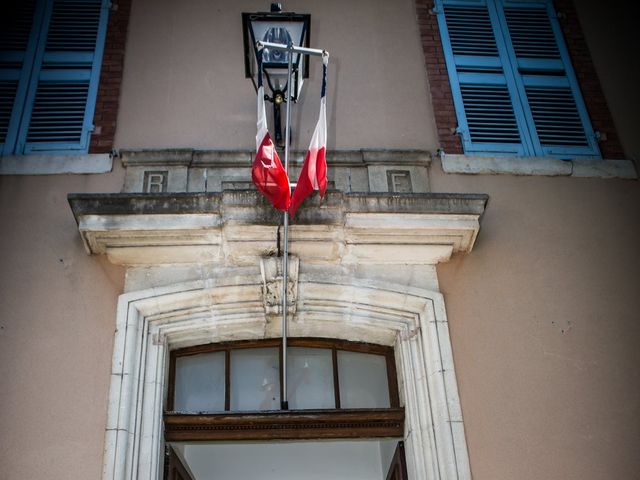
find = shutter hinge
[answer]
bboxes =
[594,130,607,141]
[109,2,119,11]
[430,6,442,15]
[556,11,566,19]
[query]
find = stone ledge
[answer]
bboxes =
[0,153,112,175]
[69,191,487,221]
[571,159,637,179]
[441,154,637,179]
[68,191,488,265]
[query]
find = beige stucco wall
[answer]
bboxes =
[114,0,437,151]
[431,162,640,479]
[3,166,636,480]
[0,168,125,479]
[2,169,636,480]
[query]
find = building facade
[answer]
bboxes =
[1,0,638,479]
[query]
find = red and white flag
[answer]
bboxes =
[289,53,329,218]
[252,50,290,211]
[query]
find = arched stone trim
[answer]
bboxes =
[102,272,470,480]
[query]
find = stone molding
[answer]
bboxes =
[119,149,432,167]
[441,153,638,179]
[69,191,488,266]
[118,149,432,194]
[101,273,471,480]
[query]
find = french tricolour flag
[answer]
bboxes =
[252,49,291,211]
[289,54,329,218]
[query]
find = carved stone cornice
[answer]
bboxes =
[68,190,488,266]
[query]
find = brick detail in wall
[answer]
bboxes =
[414,0,625,159]
[553,0,625,159]
[414,0,463,154]
[89,0,132,154]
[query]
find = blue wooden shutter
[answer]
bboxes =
[0,0,45,155]
[16,0,109,154]
[494,0,600,158]
[436,0,533,155]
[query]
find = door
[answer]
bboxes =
[165,446,195,480]
[386,441,408,480]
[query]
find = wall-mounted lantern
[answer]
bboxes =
[242,3,310,145]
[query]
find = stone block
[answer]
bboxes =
[187,167,207,192]
[368,165,430,193]
[349,167,370,192]
[124,165,188,192]
[204,167,252,192]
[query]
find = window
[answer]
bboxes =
[435,0,601,159]
[165,338,404,441]
[0,0,108,156]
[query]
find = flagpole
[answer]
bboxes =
[255,40,327,411]
[281,42,293,411]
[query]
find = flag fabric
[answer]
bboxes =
[289,53,329,218]
[252,48,291,211]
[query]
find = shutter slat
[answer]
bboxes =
[26,80,89,142]
[504,7,560,59]
[0,1,38,52]
[45,0,103,52]
[525,85,587,147]
[444,5,499,57]
[0,80,19,142]
[0,1,39,150]
[461,84,520,144]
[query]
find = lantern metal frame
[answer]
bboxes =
[242,7,311,145]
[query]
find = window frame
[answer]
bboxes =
[165,338,404,442]
[0,0,109,156]
[434,0,601,159]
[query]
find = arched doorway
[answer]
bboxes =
[70,181,485,480]
[100,272,470,479]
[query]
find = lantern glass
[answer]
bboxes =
[242,11,310,101]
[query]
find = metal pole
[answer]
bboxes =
[281,42,294,411]
[257,39,329,411]
[257,41,326,57]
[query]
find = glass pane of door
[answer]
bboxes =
[337,350,390,408]
[230,347,280,411]
[287,347,335,409]
[174,351,225,412]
